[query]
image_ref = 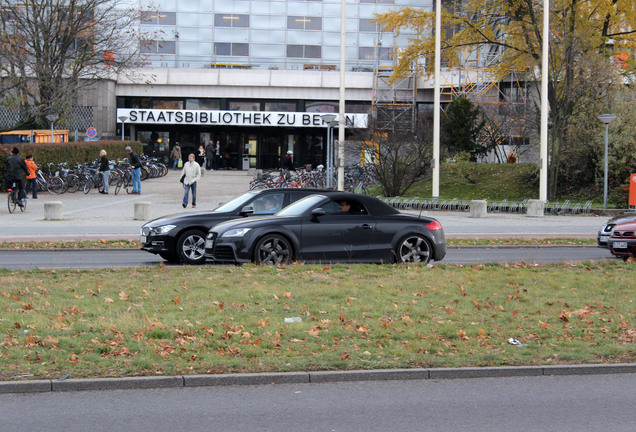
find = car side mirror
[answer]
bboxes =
[311,208,326,220]
[240,206,255,216]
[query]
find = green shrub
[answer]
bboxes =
[0,140,142,192]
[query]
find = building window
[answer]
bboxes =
[305,101,338,113]
[359,19,379,32]
[185,99,221,110]
[153,100,183,110]
[360,0,394,3]
[214,43,249,56]
[140,11,176,25]
[287,16,322,30]
[265,102,297,112]
[287,45,321,59]
[359,47,393,61]
[141,40,175,54]
[214,14,249,28]
[229,101,261,111]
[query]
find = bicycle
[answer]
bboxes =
[7,181,27,213]
[83,168,105,194]
[114,167,133,195]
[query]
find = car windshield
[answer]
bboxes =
[212,191,258,213]
[276,194,327,217]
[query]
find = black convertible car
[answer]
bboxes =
[204,192,446,265]
[140,188,326,264]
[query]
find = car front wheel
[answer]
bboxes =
[253,234,292,265]
[176,230,207,264]
[396,234,432,264]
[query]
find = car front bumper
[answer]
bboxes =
[608,238,636,258]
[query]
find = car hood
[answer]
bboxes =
[612,220,636,231]
[143,211,233,228]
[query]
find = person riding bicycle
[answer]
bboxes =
[5,147,28,206]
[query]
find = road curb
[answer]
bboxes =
[1,364,634,394]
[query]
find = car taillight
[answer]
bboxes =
[425,220,443,231]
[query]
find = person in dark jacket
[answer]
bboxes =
[205,140,215,170]
[97,149,110,194]
[125,146,142,194]
[5,147,28,204]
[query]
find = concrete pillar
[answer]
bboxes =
[469,200,487,218]
[134,201,152,221]
[526,199,544,217]
[44,201,63,220]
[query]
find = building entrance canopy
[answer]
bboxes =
[117,109,367,129]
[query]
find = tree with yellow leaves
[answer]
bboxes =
[377,0,635,199]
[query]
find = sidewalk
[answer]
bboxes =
[0,169,253,241]
[0,169,604,242]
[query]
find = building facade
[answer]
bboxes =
[113,0,433,169]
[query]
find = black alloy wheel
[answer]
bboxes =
[396,234,432,264]
[253,234,293,265]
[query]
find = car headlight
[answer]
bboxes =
[222,228,252,238]
[152,225,177,235]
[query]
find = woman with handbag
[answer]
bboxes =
[171,142,182,170]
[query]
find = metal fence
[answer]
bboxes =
[379,197,594,216]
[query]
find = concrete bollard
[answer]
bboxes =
[469,200,487,218]
[134,201,152,221]
[44,201,63,220]
[526,199,544,218]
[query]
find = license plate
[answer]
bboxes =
[612,241,628,249]
[140,235,147,244]
[205,239,214,249]
[600,235,609,243]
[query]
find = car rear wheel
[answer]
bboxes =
[176,229,207,265]
[253,234,292,265]
[396,234,432,264]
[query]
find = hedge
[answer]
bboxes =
[0,140,142,192]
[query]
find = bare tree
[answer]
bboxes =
[0,0,153,128]
[352,115,433,197]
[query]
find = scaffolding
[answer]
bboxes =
[372,61,417,133]
[440,45,534,163]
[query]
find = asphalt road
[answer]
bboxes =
[1,374,634,432]
[0,245,616,269]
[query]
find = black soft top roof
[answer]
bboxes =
[314,191,400,216]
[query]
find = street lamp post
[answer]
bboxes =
[118,115,129,141]
[45,114,59,143]
[597,114,617,209]
[321,114,337,189]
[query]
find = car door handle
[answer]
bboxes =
[361,224,373,230]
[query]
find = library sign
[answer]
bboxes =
[116,109,368,128]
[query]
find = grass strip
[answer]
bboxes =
[0,238,598,250]
[0,261,633,381]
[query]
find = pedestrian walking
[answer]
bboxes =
[205,140,215,170]
[97,149,110,194]
[170,142,182,169]
[213,140,221,170]
[181,153,201,208]
[24,154,38,199]
[125,145,142,194]
[283,150,295,170]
